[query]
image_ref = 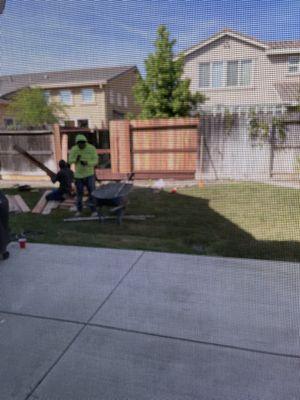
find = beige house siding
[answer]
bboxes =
[183,35,300,107]
[0,67,140,129]
[105,68,140,122]
[48,85,107,129]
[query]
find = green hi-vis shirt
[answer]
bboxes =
[68,143,98,179]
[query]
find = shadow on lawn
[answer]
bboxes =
[131,187,300,262]
[7,186,300,262]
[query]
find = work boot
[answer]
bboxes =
[74,211,82,218]
[90,211,98,218]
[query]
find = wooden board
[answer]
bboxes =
[7,196,20,213]
[42,201,60,215]
[32,191,51,214]
[14,195,30,213]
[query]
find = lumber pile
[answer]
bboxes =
[58,197,76,210]
[31,192,78,214]
[32,191,51,214]
[7,195,30,213]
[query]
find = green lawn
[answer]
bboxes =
[5,182,300,262]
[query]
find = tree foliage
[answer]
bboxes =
[134,25,206,119]
[7,87,65,129]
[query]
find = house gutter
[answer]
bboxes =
[266,48,300,55]
[32,80,107,89]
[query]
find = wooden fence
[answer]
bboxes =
[0,119,200,181]
[0,128,59,180]
[109,118,200,179]
[196,112,300,182]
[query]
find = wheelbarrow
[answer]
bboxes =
[91,173,134,224]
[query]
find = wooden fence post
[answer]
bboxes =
[109,120,132,174]
[52,124,62,164]
[61,133,68,162]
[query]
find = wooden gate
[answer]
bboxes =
[110,118,200,179]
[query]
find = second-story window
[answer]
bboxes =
[123,95,128,108]
[60,90,73,105]
[199,63,210,88]
[44,90,51,104]
[117,93,122,106]
[109,90,114,104]
[288,55,300,74]
[199,59,252,88]
[212,62,224,88]
[81,88,95,103]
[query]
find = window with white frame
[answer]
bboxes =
[44,90,51,104]
[123,95,128,108]
[212,62,224,88]
[81,88,95,103]
[109,89,114,104]
[117,92,122,106]
[199,63,210,88]
[288,55,300,74]
[59,90,73,105]
[199,59,252,88]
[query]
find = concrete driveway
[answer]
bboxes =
[0,243,299,400]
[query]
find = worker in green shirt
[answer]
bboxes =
[69,134,98,216]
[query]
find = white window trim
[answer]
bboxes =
[199,59,253,89]
[123,95,128,108]
[287,55,300,75]
[81,88,95,104]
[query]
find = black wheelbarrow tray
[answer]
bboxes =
[92,180,134,225]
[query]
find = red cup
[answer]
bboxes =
[18,238,27,249]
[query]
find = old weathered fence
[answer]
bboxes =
[0,128,59,180]
[197,112,300,182]
[109,118,200,179]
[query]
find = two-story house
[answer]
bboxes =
[0,65,140,129]
[181,29,300,114]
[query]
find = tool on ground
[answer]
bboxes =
[91,173,135,224]
[63,214,155,223]
[13,144,56,180]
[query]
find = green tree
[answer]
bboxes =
[134,25,206,119]
[7,87,65,129]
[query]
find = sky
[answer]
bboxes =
[0,0,299,76]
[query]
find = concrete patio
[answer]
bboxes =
[0,243,299,400]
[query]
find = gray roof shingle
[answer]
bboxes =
[0,65,136,98]
[267,40,300,49]
[181,28,300,57]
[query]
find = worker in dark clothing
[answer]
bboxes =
[46,160,74,202]
[0,190,10,260]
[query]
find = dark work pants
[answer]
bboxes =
[46,189,66,202]
[0,191,9,254]
[75,175,96,212]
